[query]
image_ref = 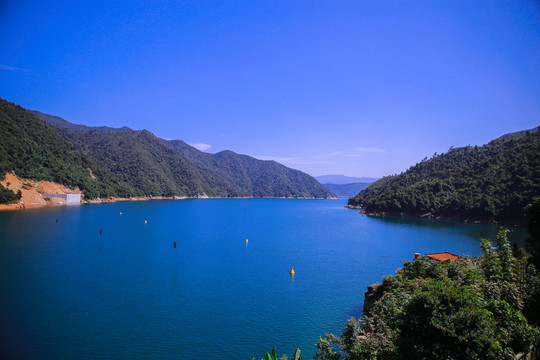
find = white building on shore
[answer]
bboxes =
[41,193,81,203]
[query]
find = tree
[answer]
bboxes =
[396,279,501,359]
[524,198,540,325]
[526,198,540,269]
[0,184,18,204]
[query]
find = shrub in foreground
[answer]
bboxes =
[314,228,539,360]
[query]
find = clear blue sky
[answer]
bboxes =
[1,1,539,178]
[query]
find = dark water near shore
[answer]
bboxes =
[0,199,526,359]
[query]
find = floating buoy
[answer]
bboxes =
[289,268,295,276]
[120,212,122,215]
[144,220,147,224]
[174,242,177,248]
[245,238,248,243]
[100,229,102,235]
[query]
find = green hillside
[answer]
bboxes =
[52,128,241,198]
[348,129,540,224]
[0,98,135,200]
[165,140,335,198]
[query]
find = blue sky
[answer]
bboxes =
[1,1,539,177]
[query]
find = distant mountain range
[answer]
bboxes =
[348,127,540,224]
[321,182,371,198]
[315,175,379,185]
[315,175,378,198]
[0,98,335,202]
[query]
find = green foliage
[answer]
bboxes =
[397,279,501,359]
[249,347,302,360]
[348,130,540,224]
[315,229,540,360]
[525,198,540,326]
[526,197,540,269]
[54,128,241,198]
[0,183,18,204]
[0,98,136,199]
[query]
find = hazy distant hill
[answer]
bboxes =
[348,128,540,224]
[0,98,136,200]
[31,108,334,199]
[165,139,335,198]
[322,182,370,198]
[315,175,378,185]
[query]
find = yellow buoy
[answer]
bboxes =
[245,238,248,243]
[120,212,122,215]
[144,220,147,224]
[289,268,295,276]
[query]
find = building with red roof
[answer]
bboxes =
[425,251,462,262]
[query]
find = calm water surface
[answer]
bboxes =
[0,199,526,359]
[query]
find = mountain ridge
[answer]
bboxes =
[50,126,240,198]
[29,110,133,133]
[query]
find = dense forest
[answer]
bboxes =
[0,98,136,200]
[52,128,241,198]
[348,129,540,224]
[0,98,334,203]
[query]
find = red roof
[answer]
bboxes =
[425,251,461,262]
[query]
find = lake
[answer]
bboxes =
[0,199,527,359]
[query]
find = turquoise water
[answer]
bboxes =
[0,199,526,359]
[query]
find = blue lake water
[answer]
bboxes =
[0,199,527,359]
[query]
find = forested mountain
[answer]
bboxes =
[165,140,334,198]
[28,104,334,199]
[52,128,240,197]
[348,128,540,224]
[0,98,136,199]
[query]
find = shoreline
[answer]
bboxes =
[1,172,337,212]
[0,195,339,212]
[345,205,525,228]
